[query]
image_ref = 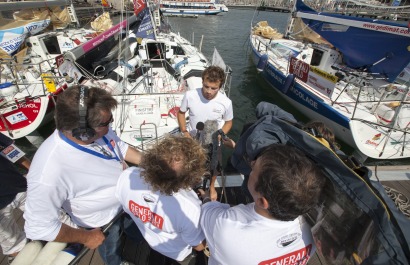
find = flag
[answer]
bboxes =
[134,9,155,40]
[133,0,147,16]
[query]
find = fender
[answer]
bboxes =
[256,54,268,72]
[10,241,43,265]
[31,242,67,265]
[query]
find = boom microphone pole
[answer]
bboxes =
[195,122,205,141]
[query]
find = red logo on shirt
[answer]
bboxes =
[128,200,164,229]
[259,244,312,265]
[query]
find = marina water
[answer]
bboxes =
[16,8,409,166]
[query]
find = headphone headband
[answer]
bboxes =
[72,86,96,141]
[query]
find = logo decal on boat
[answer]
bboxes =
[372,133,381,141]
[365,140,379,147]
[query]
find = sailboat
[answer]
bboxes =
[249,0,410,160]
[62,0,232,150]
[0,0,97,144]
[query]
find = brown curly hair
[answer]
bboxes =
[202,66,226,88]
[140,136,207,195]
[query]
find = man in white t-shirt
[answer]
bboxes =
[200,144,326,265]
[177,66,233,201]
[24,86,142,265]
[116,136,207,264]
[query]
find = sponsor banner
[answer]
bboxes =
[289,57,309,82]
[0,19,50,55]
[135,9,155,40]
[308,67,336,98]
[289,57,336,98]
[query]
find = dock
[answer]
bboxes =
[1,165,408,265]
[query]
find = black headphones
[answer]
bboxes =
[71,86,96,141]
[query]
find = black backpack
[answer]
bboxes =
[231,103,410,265]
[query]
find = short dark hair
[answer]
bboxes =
[55,86,117,131]
[255,144,325,221]
[140,136,207,195]
[202,66,226,88]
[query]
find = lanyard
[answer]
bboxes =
[59,131,120,162]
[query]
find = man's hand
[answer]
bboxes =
[183,131,192,138]
[83,228,105,250]
[222,137,235,149]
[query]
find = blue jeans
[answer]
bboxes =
[97,216,122,265]
[122,214,144,245]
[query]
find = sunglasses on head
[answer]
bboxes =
[97,114,113,127]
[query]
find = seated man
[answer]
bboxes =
[116,136,207,264]
[200,144,326,265]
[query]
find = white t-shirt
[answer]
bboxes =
[200,202,315,265]
[179,88,233,135]
[116,167,205,261]
[24,129,128,241]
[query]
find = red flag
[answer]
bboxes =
[133,0,147,16]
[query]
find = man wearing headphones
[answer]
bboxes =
[24,86,142,265]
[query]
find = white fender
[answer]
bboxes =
[50,243,84,265]
[31,242,67,265]
[10,241,43,265]
[50,251,75,265]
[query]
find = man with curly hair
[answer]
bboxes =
[200,144,326,265]
[116,136,207,264]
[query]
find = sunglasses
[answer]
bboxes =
[97,114,113,127]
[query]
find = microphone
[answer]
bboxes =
[203,120,219,146]
[195,122,204,140]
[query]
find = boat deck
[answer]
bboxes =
[1,175,409,265]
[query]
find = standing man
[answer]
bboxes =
[200,144,326,265]
[116,136,207,264]
[24,86,142,265]
[177,66,233,201]
[0,134,30,264]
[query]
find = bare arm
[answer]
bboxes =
[177,110,191,137]
[209,175,218,201]
[221,120,232,135]
[54,224,105,250]
[124,146,142,165]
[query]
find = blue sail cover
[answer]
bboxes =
[295,0,410,82]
